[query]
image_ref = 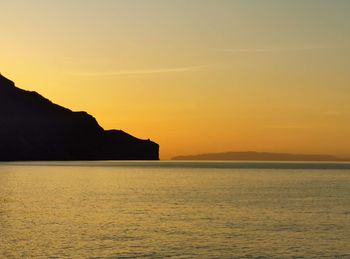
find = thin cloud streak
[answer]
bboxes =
[70,65,207,77]
[217,46,338,53]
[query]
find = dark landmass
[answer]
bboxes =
[173,151,348,162]
[0,74,159,161]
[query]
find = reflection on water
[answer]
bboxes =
[0,162,349,258]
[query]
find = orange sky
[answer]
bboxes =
[1,0,350,159]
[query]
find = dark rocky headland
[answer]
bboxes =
[0,74,159,161]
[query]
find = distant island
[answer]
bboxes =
[0,74,159,161]
[173,151,348,162]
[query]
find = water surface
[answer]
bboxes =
[1,161,349,258]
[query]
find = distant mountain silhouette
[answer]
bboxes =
[173,151,347,162]
[0,74,159,161]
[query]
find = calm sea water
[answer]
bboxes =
[1,161,349,258]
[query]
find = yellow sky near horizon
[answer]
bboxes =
[1,0,350,159]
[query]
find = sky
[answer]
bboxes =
[1,0,350,159]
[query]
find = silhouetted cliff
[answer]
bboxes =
[0,74,159,161]
[173,151,346,161]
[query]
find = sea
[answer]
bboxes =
[1,161,349,258]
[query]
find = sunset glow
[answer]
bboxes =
[1,0,350,159]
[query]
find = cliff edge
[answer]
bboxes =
[0,74,159,161]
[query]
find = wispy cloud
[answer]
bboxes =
[70,65,207,77]
[217,45,338,54]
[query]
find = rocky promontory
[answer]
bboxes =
[0,74,159,161]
